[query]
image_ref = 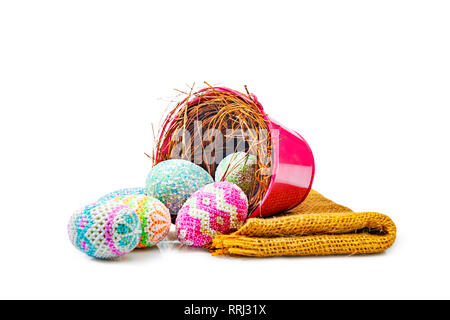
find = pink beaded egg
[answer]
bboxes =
[175,181,248,247]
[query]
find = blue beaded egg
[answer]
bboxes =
[98,187,145,203]
[145,159,213,217]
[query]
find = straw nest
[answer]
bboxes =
[152,85,273,215]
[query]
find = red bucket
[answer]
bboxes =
[250,114,315,218]
[156,87,315,218]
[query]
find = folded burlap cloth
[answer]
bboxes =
[210,190,396,257]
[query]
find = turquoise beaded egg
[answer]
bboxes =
[145,159,214,219]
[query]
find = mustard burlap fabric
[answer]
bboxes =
[210,190,397,257]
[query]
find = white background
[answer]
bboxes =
[0,1,449,299]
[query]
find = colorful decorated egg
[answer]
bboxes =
[108,194,171,248]
[68,202,142,259]
[98,187,145,203]
[215,152,257,196]
[145,159,214,219]
[175,181,248,247]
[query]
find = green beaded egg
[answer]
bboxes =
[215,152,257,196]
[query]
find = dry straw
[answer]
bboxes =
[210,190,397,257]
[153,84,272,214]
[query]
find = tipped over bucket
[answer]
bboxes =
[154,86,315,218]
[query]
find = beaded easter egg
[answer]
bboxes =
[215,152,257,196]
[108,194,171,248]
[175,181,248,247]
[68,202,142,259]
[145,159,214,219]
[98,187,145,203]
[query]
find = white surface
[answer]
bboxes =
[0,1,449,299]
